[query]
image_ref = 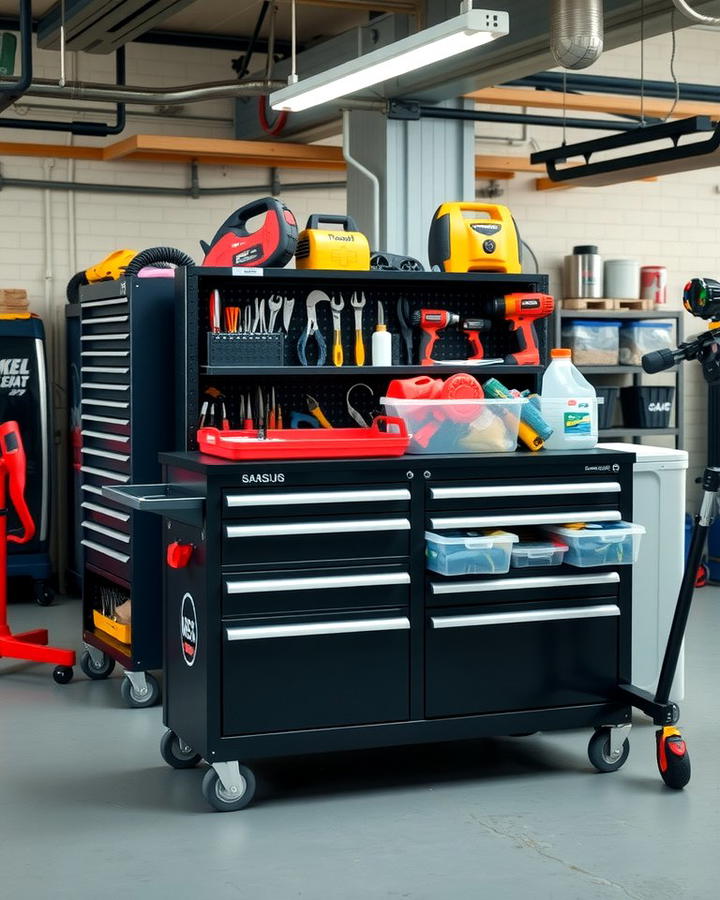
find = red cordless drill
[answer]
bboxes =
[490,293,555,365]
[412,309,460,365]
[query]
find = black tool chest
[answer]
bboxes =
[78,277,175,704]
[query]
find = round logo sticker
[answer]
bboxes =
[180,593,198,667]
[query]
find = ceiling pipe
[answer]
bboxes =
[0,0,32,111]
[672,0,720,28]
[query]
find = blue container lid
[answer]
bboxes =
[568,319,622,327]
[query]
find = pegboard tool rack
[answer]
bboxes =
[175,267,550,449]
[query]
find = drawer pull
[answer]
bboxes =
[225,518,410,539]
[81,297,127,308]
[82,314,128,325]
[81,539,130,563]
[81,350,129,358]
[81,382,129,392]
[82,520,130,543]
[80,465,129,483]
[81,398,129,409]
[225,488,411,508]
[81,366,130,375]
[81,501,130,523]
[431,571,621,595]
[431,603,621,630]
[81,484,103,496]
[431,481,621,500]
[430,510,621,530]
[226,571,410,595]
[82,414,130,426]
[81,429,130,444]
[226,616,410,641]
[81,333,129,342]
[81,447,130,462]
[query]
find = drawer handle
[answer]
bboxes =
[81,539,130,564]
[80,465,129,483]
[226,616,410,641]
[80,333,129,342]
[81,501,130,523]
[225,488,411,508]
[81,297,127,308]
[431,481,621,500]
[81,382,129,392]
[226,571,411,595]
[82,399,129,409]
[225,518,410,538]
[431,603,621,630]
[81,366,130,375]
[81,429,130,444]
[82,315,128,325]
[82,414,130,426]
[81,447,130,462]
[431,571,621,595]
[81,484,103,496]
[430,510,621,529]
[81,350,130,358]
[82,520,130,543]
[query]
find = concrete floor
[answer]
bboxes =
[1,592,719,900]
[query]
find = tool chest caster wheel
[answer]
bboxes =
[160,730,201,769]
[34,580,53,607]
[52,665,73,685]
[80,649,115,680]
[656,727,691,790]
[202,763,256,812]
[588,726,630,773]
[120,671,160,708]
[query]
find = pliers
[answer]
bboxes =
[297,290,329,366]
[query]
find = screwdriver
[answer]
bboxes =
[268,387,276,429]
[244,393,253,430]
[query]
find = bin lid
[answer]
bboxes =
[597,442,688,470]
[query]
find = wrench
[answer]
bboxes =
[283,295,296,332]
[267,294,283,332]
[350,291,366,366]
[330,294,345,367]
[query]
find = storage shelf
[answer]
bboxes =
[599,427,679,437]
[559,309,682,319]
[202,364,543,377]
[578,365,644,374]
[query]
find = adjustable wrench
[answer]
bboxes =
[267,294,283,332]
[350,291,366,366]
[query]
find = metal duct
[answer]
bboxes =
[17,78,283,106]
[550,0,604,69]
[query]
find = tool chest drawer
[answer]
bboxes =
[427,479,622,514]
[222,514,411,567]
[427,570,621,607]
[222,609,410,735]
[223,566,411,617]
[222,485,412,519]
[425,600,620,718]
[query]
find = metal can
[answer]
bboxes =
[640,265,668,306]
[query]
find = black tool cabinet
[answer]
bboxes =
[108,446,636,811]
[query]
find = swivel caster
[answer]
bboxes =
[120,671,160,708]
[34,580,54,607]
[202,762,256,812]
[656,727,691,789]
[160,729,201,769]
[80,648,115,680]
[588,725,630,773]
[52,665,74,685]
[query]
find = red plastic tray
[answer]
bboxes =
[197,416,410,461]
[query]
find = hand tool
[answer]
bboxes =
[277,405,283,429]
[257,387,266,440]
[267,295,283,332]
[462,317,493,360]
[297,290,330,366]
[346,383,375,428]
[396,297,413,364]
[306,395,333,429]
[330,294,345,367]
[428,201,521,273]
[268,387,276,429]
[489,293,554,365]
[351,291,366,365]
[295,214,370,270]
[252,296,267,333]
[411,309,460,366]
[244,393,253,430]
[200,197,298,268]
[224,306,240,334]
[290,411,320,428]
[372,300,392,366]
[238,396,245,428]
[243,305,252,333]
[210,289,222,333]
[283,295,295,332]
[483,377,553,443]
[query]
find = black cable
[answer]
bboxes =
[233,1,271,79]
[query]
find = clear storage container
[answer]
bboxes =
[619,321,674,366]
[561,319,621,366]
[425,530,519,576]
[511,540,569,568]
[541,521,646,568]
[381,398,526,455]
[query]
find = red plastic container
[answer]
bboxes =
[197,416,410,461]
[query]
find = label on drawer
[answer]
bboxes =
[181,592,198,667]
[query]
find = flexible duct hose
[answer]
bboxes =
[550,0,604,70]
[671,0,720,27]
[124,246,195,276]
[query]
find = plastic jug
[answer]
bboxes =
[541,349,598,449]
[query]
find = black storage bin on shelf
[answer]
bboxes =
[621,385,675,428]
[596,387,619,430]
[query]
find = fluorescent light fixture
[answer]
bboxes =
[270,5,510,113]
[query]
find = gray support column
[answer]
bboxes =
[345,100,475,266]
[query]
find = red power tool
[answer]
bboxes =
[201,197,298,268]
[490,293,555,365]
[412,309,460,365]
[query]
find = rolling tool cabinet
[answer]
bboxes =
[107,447,637,812]
[78,277,175,706]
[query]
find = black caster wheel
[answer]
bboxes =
[34,581,54,607]
[160,729,201,769]
[656,727,691,790]
[52,666,74,685]
[588,728,630,773]
[202,766,256,812]
[120,673,160,708]
[80,650,116,681]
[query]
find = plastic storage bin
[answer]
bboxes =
[542,521,645,567]
[596,386,619,429]
[619,321,674,366]
[381,397,525,454]
[620,385,675,428]
[425,530,519,576]
[511,540,569,568]
[561,319,621,365]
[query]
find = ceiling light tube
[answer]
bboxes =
[269,4,510,112]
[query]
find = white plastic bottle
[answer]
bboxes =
[541,348,598,449]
